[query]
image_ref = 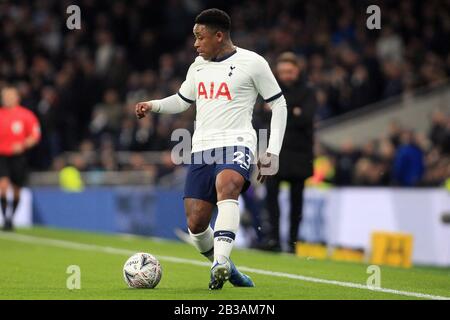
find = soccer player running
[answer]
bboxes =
[136,9,287,290]
[0,86,41,231]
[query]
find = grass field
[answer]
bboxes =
[0,227,449,300]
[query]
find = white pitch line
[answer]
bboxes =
[0,232,449,300]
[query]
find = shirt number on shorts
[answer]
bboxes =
[233,151,251,170]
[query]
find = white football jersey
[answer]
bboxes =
[178,47,284,156]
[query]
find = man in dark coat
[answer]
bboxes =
[263,52,317,253]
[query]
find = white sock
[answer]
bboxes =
[213,199,240,262]
[188,226,214,262]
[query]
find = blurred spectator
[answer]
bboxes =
[333,140,359,186]
[393,131,425,186]
[130,114,155,151]
[376,25,404,63]
[430,111,450,154]
[315,89,332,121]
[377,138,395,185]
[305,142,335,188]
[59,154,86,192]
[388,120,403,148]
[89,89,122,140]
[350,64,375,109]
[382,60,403,98]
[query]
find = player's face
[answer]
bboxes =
[1,88,20,108]
[193,24,222,61]
[276,62,300,85]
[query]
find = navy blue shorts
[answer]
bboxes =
[184,146,254,204]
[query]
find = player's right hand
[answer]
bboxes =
[135,101,152,119]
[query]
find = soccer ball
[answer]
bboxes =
[123,252,162,289]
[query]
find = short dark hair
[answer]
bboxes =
[1,84,17,92]
[195,8,231,32]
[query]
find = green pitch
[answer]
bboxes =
[0,227,449,300]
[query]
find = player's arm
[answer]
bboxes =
[265,97,287,156]
[136,63,196,119]
[25,113,41,149]
[24,133,40,149]
[136,94,192,118]
[290,88,317,128]
[251,56,288,183]
[13,112,41,154]
[257,96,287,183]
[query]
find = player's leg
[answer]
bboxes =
[264,175,282,251]
[208,169,243,289]
[9,184,21,228]
[183,153,218,263]
[213,169,244,261]
[288,179,305,253]
[209,168,255,289]
[241,189,264,246]
[0,156,11,230]
[184,198,215,262]
[208,146,256,289]
[6,155,28,231]
[0,177,10,230]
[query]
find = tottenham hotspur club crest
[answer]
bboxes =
[228,65,236,77]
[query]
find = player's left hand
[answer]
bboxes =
[257,152,279,183]
[12,143,25,155]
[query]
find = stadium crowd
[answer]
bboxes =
[0,0,449,186]
[317,112,450,187]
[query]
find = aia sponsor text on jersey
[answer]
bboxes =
[198,82,232,100]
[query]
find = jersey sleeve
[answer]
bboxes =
[251,56,283,104]
[177,60,198,104]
